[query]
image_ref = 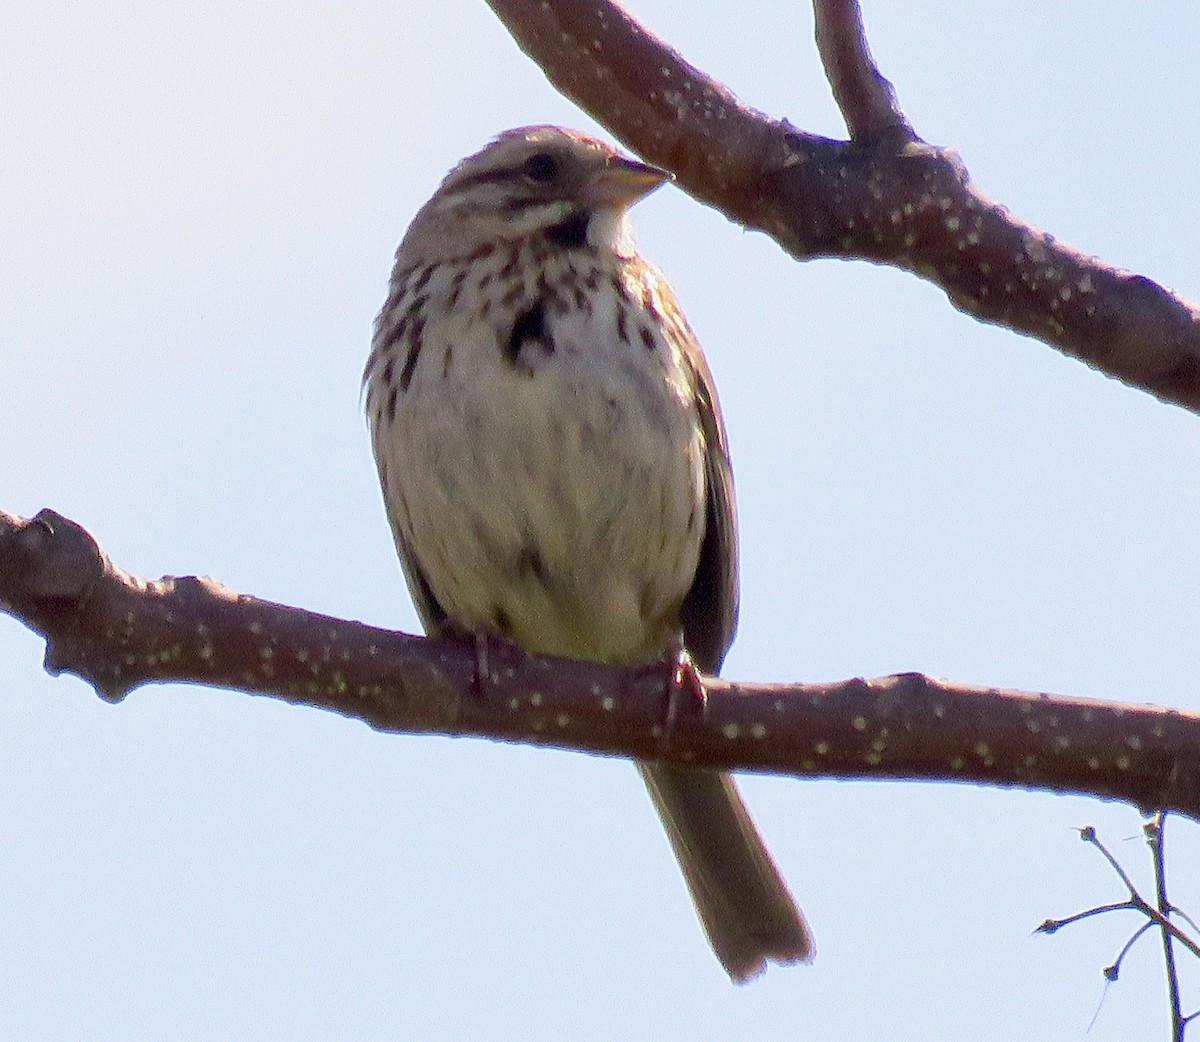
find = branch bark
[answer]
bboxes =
[4,508,1198,817]
[483,0,1200,415]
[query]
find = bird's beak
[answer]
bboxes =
[587,156,672,207]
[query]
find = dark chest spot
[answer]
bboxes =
[545,211,590,249]
[399,313,427,391]
[504,299,554,371]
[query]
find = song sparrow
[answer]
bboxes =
[364,126,813,981]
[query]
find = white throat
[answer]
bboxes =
[587,208,638,257]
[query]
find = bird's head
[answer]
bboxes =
[401,126,670,260]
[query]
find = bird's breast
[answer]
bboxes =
[368,245,707,663]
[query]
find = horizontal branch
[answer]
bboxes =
[483,0,1200,415]
[3,508,1199,817]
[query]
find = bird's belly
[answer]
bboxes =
[391,350,706,664]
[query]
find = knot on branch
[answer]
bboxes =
[0,508,107,618]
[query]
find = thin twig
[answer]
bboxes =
[1082,825,1142,895]
[1148,814,1186,1041]
[1045,819,1200,1036]
[1077,824,1200,959]
[1106,921,1155,982]
[1038,901,1143,934]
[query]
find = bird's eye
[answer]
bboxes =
[521,152,559,183]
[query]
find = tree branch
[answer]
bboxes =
[4,508,1199,816]
[483,0,1200,415]
[813,0,911,142]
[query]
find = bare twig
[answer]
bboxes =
[1106,922,1154,983]
[1147,815,1186,1041]
[5,507,1200,815]
[483,0,1200,416]
[1040,819,1200,1037]
[1038,901,1143,936]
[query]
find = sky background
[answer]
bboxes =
[3,1,1200,1039]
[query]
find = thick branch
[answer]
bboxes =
[4,508,1199,817]
[483,0,1200,415]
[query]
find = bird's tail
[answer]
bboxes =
[638,761,814,982]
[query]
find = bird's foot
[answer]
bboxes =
[658,643,708,755]
[438,617,522,698]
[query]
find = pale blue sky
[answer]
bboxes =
[3,2,1199,1039]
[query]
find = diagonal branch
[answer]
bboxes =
[813,0,912,141]
[483,0,1200,416]
[4,508,1200,816]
